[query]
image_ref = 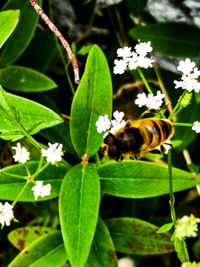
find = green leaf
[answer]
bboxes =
[77,45,93,56]
[106,217,174,255]
[0,85,63,141]
[0,65,57,92]
[8,231,67,267]
[0,0,42,66]
[70,45,112,158]
[174,237,189,263]
[129,23,200,58]
[59,163,100,267]
[85,217,118,267]
[0,10,20,49]
[8,226,57,250]
[0,161,69,201]
[98,161,200,198]
[157,222,174,233]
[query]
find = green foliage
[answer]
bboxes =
[129,23,200,58]
[59,163,100,267]
[0,10,20,49]
[0,65,57,92]
[98,161,200,198]
[70,45,112,158]
[106,217,174,254]
[0,1,199,266]
[0,161,69,201]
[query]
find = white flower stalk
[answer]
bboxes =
[41,143,63,164]
[174,58,200,93]
[113,41,154,74]
[175,214,200,240]
[32,181,51,200]
[0,202,15,227]
[12,143,30,164]
[192,121,200,133]
[135,90,165,110]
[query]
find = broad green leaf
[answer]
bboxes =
[0,66,57,92]
[0,161,69,201]
[59,163,100,267]
[129,23,200,58]
[70,45,112,158]
[98,161,200,198]
[0,0,42,66]
[8,231,67,267]
[0,85,63,141]
[85,217,118,267]
[106,217,174,255]
[174,238,189,263]
[8,226,57,250]
[0,10,20,49]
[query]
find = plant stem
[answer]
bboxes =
[12,180,30,206]
[172,122,193,127]
[48,0,75,95]
[137,68,153,94]
[168,90,187,121]
[167,150,176,224]
[32,162,50,179]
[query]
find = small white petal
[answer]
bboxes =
[117,46,132,59]
[32,181,51,200]
[96,114,111,133]
[41,143,63,164]
[113,59,127,74]
[192,121,200,133]
[0,202,15,227]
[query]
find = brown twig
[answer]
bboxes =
[29,0,80,84]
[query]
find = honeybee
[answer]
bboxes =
[101,118,174,161]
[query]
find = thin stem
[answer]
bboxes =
[172,122,193,127]
[168,90,187,121]
[167,150,176,224]
[12,180,30,206]
[32,162,50,179]
[29,0,80,84]
[48,0,75,95]
[1,171,27,180]
[137,68,153,94]
[95,153,101,166]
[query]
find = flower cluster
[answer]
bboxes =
[192,121,200,133]
[0,202,15,227]
[41,143,63,165]
[32,181,51,200]
[175,214,200,240]
[12,143,30,164]
[113,42,154,74]
[135,90,165,110]
[96,111,126,137]
[174,58,200,93]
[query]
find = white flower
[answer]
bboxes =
[175,214,200,240]
[0,202,15,227]
[113,59,127,74]
[110,111,126,134]
[12,143,30,164]
[135,90,165,110]
[41,143,63,164]
[192,121,200,133]
[113,42,153,74]
[118,257,135,267]
[32,181,51,200]
[174,58,200,93]
[117,46,132,59]
[96,114,111,133]
[135,41,153,56]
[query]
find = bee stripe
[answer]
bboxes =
[160,120,170,140]
[151,120,162,143]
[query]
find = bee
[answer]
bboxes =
[101,118,174,161]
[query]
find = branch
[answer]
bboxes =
[29,0,80,84]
